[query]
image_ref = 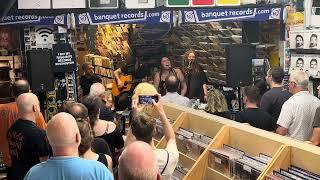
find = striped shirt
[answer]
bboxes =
[277,91,320,141]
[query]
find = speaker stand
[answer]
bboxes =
[237,87,243,111]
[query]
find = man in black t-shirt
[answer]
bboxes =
[235,86,273,131]
[7,93,51,180]
[113,58,149,111]
[80,62,102,96]
[260,67,292,130]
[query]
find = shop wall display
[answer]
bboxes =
[160,103,320,180]
[216,0,240,6]
[191,0,215,7]
[289,54,305,72]
[305,30,320,49]
[0,27,19,51]
[289,30,304,49]
[289,30,320,49]
[167,0,190,7]
[304,54,320,78]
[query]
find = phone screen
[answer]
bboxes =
[138,95,158,104]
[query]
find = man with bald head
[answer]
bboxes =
[0,80,47,179]
[162,74,191,107]
[7,93,51,180]
[119,141,160,180]
[90,82,114,121]
[24,112,113,180]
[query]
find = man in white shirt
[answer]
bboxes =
[162,74,191,107]
[276,71,320,141]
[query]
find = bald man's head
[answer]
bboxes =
[47,113,81,150]
[16,93,40,115]
[119,141,159,180]
[13,79,30,98]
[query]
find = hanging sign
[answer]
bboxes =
[192,0,215,7]
[52,44,76,72]
[167,0,190,7]
[182,7,283,23]
[77,10,172,25]
[216,0,240,6]
[0,14,66,25]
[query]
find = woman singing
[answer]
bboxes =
[183,49,208,102]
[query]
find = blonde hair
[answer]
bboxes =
[183,49,196,68]
[132,82,158,116]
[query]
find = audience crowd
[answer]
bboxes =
[2,64,320,180]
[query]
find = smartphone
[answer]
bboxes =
[138,95,158,104]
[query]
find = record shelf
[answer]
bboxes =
[159,103,320,180]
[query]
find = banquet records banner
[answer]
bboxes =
[0,14,66,25]
[182,7,283,23]
[77,10,172,25]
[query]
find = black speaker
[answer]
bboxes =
[27,49,54,92]
[226,44,256,87]
[242,21,259,43]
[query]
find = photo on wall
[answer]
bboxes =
[304,54,320,78]
[289,30,305,49]
[290,54,306,73]
[305,30,320,49]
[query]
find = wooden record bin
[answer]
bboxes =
[261,144,320,179]
[184,126,285,180]
[156,112,226,178]
[161,103,320,180]
[153,105,186,146]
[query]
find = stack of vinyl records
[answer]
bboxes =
[176,128,213,160]
[209,145,272,179]
[267,166,320,180]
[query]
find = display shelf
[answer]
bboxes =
[152,105,186,142]
[156,112,225,180]
[184,125,284,180]
[162,103,320,180]
[261,144,320,179]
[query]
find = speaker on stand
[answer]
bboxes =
[226,44,256,110]
[26,49,54,92]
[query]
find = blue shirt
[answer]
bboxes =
[24,157,113,180]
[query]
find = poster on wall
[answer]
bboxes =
[0,27,19,51]
[290,54,305,73]
[305,54,320,78]
[289,30,304,49]
[216,0,240,6]
[305,30,320,49]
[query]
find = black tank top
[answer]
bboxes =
[159,69,180,96]
[97,153,108,168]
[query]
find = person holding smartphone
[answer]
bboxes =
[127,94,179,180]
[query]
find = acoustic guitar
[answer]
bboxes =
[112,75,142,97]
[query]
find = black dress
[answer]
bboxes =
[97,153,109,168]
[185,64,208,102]
[96,126,124,158]
[91,138,112,156]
